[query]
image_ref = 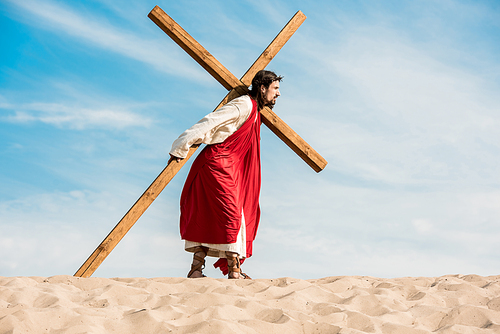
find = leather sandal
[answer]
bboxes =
[187,246,207,278]
[227,254,252,279]
[240,272,252,279]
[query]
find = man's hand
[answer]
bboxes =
[168,154,183,164]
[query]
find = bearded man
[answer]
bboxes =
[168,70,282,279]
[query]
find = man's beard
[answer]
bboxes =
[265,99,276,109]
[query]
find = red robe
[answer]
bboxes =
[179,98,261,274]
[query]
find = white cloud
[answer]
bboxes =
[258,177,500,277]
[279,21,500,189]
[2,100,151,129]
[4,0,207,82]
[412,219,433,234]
[0,188,187,277]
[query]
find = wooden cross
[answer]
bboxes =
[74,6,327,278]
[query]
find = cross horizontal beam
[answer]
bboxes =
[149,6,327,172]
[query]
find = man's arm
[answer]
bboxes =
[169,96,252,158]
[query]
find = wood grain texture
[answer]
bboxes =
[148,6,240,91]
[260,107,327,172]
[214,10,306,110]
[239,10,306,87]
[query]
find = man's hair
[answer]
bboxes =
[249,70,283,110]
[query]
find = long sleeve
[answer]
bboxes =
[170,95,253,158]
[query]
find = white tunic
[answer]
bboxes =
[169,95,254,259]
[169,95,253,158]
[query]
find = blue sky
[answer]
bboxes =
[1,0,499,279]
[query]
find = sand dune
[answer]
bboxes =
[1,274,499,333]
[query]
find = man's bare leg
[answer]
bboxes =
[188,246,208,278]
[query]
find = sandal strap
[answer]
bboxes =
[192,246,208,255]
[188,260,204,277]
[227,255,241,277]
[188,263,204,277]
[187,249,207,278]
[193,254,206,267]
[241,272,252,279]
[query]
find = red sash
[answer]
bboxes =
[180,97,261,272]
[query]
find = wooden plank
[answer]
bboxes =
[214,10,306,110]
[149,7,327,172]
[218,93,327,172]
[148,6,240,91]
[260,107,327,172]
[74,145,200,278]
[74,9,311,278]
[239,11,306,87]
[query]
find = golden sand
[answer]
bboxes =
[1,274,499,333]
